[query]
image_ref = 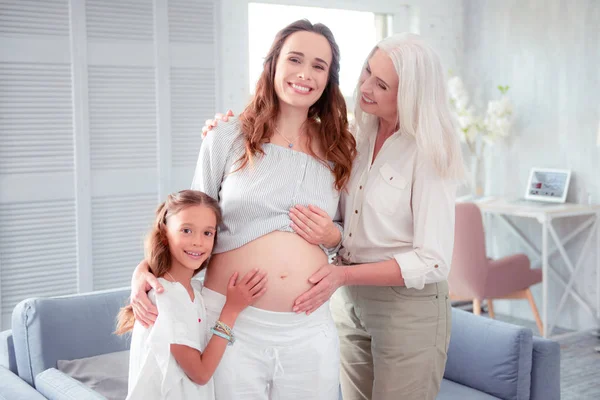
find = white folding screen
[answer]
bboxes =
[0,0,219,329]
[86,0,160,291]
[0,0,78,330]
[168,0,218,191]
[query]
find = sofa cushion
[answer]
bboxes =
[437,379,502,399]
[57,350,129,400]
[36,368,107,400]
[444,309,533,400]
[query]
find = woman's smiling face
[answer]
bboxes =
[273,31,332,111]
[358,49,399,121]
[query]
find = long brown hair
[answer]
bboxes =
[238,19,356,191]
[115,190,222,335]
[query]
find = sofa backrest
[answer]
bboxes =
[445,308,533,400]
[11,287,131,386]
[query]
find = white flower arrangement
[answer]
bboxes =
[448,76,514,196]
[448,76,513,155]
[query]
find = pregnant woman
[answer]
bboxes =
[130,19,356,400]
[204,33,465,400]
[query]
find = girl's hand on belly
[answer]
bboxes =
[289,205,340,248]
[224,269,268,314]
[292,263,348,315]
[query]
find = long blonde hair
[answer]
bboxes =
[354,33,465,180]
[115,190,222,335]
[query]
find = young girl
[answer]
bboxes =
[116,190,267,399]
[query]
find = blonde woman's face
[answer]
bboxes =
[166,205,217,273]
[358,49,399,121]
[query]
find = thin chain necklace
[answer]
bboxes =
[275,126,303,148]
[165,271,177,283]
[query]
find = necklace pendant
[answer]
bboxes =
[288,143,293,148]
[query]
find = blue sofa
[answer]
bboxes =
[1,287,560,400]
[0,329,47,399]
[439,309,560,400]
[0,366,47,400]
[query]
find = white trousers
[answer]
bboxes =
[202,287,340,400]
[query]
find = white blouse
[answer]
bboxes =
[127,278,214,400]
[339,131,457,290]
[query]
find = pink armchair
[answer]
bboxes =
[449,202,544,334]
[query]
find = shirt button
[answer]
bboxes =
[354,210,358,214]
[434,264,439,269]
[349,233,352,237]
[359,185,363,189]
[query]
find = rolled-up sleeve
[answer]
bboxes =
[393,157,457,289]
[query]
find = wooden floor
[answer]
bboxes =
[483,312,600,400]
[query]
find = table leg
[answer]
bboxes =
[597,212,600,320]
[542,218,549,338]
[548,220,596,335]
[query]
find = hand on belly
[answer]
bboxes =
[204,232,327,312]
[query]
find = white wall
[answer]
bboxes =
[462,0,600,330]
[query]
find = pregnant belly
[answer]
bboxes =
[203,231,328,312]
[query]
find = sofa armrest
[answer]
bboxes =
[0,366,47,400]
[35,368,107,400]
[445,308,533,400]
[0,330,17,374]
[530,336,560,400]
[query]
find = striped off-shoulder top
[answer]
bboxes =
[191,117,342,255]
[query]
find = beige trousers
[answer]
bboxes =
[331,281,451,400]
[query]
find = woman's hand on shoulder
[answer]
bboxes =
[289,205,340,248]
[130,259,163,328]
[201,109,234,137]
[222,269,267,315]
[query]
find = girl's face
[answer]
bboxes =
[358,49,399,122]
[165,205,217,274]
[273,31,332,111]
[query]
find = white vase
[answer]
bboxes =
[469,152,485,197]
